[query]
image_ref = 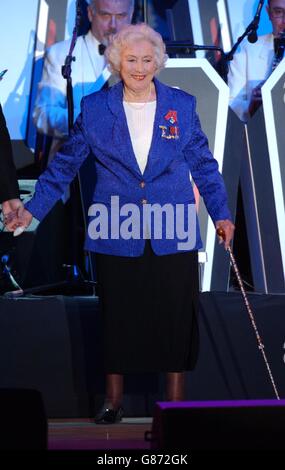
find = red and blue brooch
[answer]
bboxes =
[159,110,179,140]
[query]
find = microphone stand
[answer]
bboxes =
[62,0,80,130]
[225,22,260,63]
[165,41,229,82]
[165,41,224,55]
[164,1,266,84]
[60,1,96,295]
[221,0,265,82]
[61,0,81,272]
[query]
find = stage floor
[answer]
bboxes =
[48,418,152,450]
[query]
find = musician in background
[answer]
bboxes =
[33,0,134,160]
[228,0,285,122]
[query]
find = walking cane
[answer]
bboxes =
[217,228,280,400]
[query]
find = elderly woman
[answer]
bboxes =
[7,24,234,423]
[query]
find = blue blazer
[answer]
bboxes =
[26,78,231,256]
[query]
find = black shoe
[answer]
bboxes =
[94,406,124,424]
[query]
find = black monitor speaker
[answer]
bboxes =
[149,400,285,450]
[0,388,47,450]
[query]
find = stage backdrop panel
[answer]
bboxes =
[158,58,230,292]
[240,60,285,293]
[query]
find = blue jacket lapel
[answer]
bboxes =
[107,81,142,176]
[107,78,173,179]
[143,77,170,179]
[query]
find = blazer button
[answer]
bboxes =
[140,181,145,189]
[141,198,147,205]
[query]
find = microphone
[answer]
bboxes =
[1,254,23,292]
[248,0,266,43]
[0,69,8,81]
[248,30,258,44]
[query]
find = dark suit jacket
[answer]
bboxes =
[0,104,19,203]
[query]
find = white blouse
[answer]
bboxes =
[123,100,157,174]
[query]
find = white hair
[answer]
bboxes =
[105,23,168,75]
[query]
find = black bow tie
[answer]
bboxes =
[98,43,106,55]
[274,31,285,53]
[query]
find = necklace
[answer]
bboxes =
[123,83,153,110]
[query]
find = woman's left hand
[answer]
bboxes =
[215,219,235,250]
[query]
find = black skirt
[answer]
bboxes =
[95,241,199,374]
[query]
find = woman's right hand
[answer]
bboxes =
[4,206,33,234]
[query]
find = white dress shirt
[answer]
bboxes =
[33,30,106,141]
[228,34,274,122]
